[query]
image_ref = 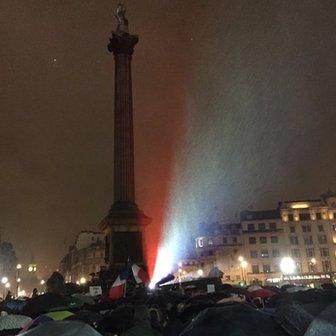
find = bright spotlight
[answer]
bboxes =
[238,256,244,262]
[197,269,204,277]
[280,257,296,275]
[1,277,8,284]
[150,247,174,289]
[79,277,86,285]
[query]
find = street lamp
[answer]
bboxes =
[240,260,248,283]
[1,277,8,285]
[197,269,204,277]
[238,256,244,262]
[280,257,296,275]
[16,264,22,270]
[40,280,45,285]
[79,277,86,285]
[5,283,10,289]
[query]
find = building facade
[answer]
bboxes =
[193,191,336,285]
[59,231,107,283]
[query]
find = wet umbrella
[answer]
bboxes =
[21,293,71,318]
[246,289,276,300]
[180,303,288,336]
[0,314,31,331]
[19,320,102,335]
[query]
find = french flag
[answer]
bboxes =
[109,275,126,300]
[132,264,149,285]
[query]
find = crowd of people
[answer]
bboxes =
[0,269,335,335]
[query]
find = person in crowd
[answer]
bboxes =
[31,288,38,299]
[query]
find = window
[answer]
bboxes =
[271,236,278,243]
[320,247,329,257]
[302,225,311,232]
[308,262,316,273]
[318,225,324,232]
[304,236,313,245]
[223,237,227,244]
[296,261,302,273]
[290,226,296,233]
[300,213,310,221]
[263,264,271,273]
[252,265,259,274]
[260,237,267,244]
[250,250,258,258]
[232,237,238,244]
[316,213,322,220]
[318,235,327,244]
[261,249,269,258]
[291,249,300,258]
[247,224,255,231]
[272,249,280,257]
[249,237,256,244]
[306,248,315,258]
[290,236,299,245]
[322,260,331,272]
[288,214,294,221]
[258,223,266,231]
[269,222,277,230]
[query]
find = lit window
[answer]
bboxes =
[261,250,269,258]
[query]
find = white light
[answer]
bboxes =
[310,258,317,265]
[28,266,33,272]
[18,290,26,297]
[197,269,204,276]
[76,281,80,285]
[40,280,45,285]
[238,256,244,262]
[17,278,21,283]
[1,277,8,284]
[5,283,10,288]
[178,262,182,267]
[280,257,296,275]
[241,260,248,269]
[149,247,174,290]
[16,264,22,270]
[79,277,86,284]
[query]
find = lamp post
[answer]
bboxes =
[16,264,22,298]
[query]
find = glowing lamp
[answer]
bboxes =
[280,257,296,275]
[238,256,244,262]
[16,264,22,270]
[40,280,45,285]
[197,269,204,277]
[79,277,86,284]
[310,258,317,265]
[291,203,309,209]
[241,260,248,269]
[1,277,8,284]
[5,283,10,288]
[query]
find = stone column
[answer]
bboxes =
[108,33,139,208]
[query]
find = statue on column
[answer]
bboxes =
[115,2,129,35]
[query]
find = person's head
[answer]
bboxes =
[46,272,65,294]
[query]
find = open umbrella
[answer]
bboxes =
[20,320,102,336]
[246,289,276,300]
[0,314,31,331]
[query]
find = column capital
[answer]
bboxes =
[108,32,139,55]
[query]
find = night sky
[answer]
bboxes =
[1,1,336,275]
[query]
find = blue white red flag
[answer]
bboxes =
[109,268,129,300]
[132,264,149,285]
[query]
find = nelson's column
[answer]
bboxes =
[100,3,151,267]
